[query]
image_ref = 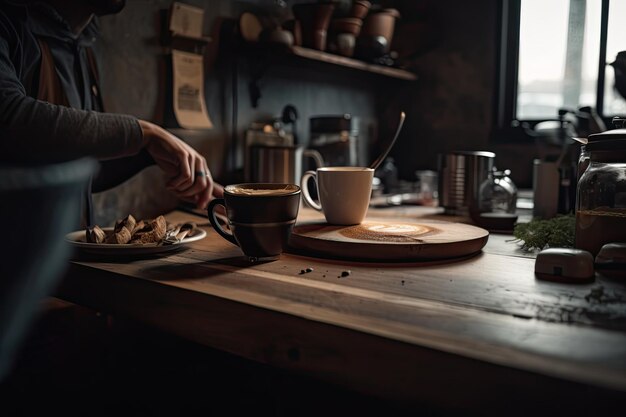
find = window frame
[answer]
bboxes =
[493,0,612,142]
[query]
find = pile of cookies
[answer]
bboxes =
[86,214,167,244]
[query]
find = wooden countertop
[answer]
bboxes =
[57,207,626,413]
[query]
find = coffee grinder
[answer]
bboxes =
[309,114,359,167]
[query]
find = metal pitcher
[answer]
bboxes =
[438,151,495,215]
[246,144,325,184]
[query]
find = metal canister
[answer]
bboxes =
[246,144,325,184]
[437,151,495,215]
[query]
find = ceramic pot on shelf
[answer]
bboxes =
[350,0,371,20]
[328,17,362,57]
[331,17,363,37]
[283,19,302,46]
[292,2,336,51]
[357,8,400,58]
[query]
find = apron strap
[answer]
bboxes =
[35,38,70,106]
[36,37,93,227]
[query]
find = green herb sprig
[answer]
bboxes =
[512,214,575,251]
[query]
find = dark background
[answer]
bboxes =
[92,0,534,225]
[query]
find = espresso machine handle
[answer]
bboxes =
[303,149,325,168]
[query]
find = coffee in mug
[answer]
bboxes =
[207,183,301,261]
[301,167,373,225]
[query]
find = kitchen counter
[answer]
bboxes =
[56,207,626,414]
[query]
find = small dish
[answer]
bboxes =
[66,227,206,257]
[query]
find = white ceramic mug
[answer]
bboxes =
[301,167,374,225]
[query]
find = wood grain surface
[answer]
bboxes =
[56,208,626,411]
[288,217,489,261]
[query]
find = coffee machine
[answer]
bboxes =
[309,114,359,167]
[244,118,294,182]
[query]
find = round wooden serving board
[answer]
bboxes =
[287,218,489,262]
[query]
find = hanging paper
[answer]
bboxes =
[171,49,213,129]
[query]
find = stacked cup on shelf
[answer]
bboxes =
[291,1,401,60]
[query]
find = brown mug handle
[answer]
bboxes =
[207,198,237,246]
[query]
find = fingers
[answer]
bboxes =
[191,158,213,209]
[161,138,207,194]
[144,124,196,190]
[169,157,216,209]
[142,123,219,209]
[173,179,223,211]
[170,182,211,209]
[167,152,195,191]
[173,157,210,196]
[192,177,221,210]
[195,183,213,209]
[212,182,225,198]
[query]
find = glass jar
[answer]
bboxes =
[575,130,626,256]
[577,144,590,180]
[477,168,518,214]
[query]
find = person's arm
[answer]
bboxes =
[91,149,154,192]
[0,14,219,208]
[139,120,218,209]
[93,124,223,209]
[0,41,144,163]
[0,8,144,162]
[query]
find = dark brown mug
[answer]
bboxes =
[207,183,301,261]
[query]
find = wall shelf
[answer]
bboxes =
[288,46,417,81]
[237,42,418,107]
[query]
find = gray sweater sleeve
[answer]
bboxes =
[0,35,144,163]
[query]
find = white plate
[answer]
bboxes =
[65,227,207,256]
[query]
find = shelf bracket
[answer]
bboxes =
[247,50,271,108]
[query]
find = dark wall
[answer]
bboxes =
[386,0,538,187]
[386,0,499,180]
[92,0,378,224]
[91,0,524,224]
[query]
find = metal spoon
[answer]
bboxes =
[369,112,406,171]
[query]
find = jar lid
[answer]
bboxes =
[587,117,626,152]
[586,136,626,152]
[588,128,626,139]
[585,117,626,156]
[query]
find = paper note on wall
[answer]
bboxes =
[172,49,213,129]
[169,2,204,38]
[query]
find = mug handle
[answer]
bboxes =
[207,198,237,245]
[301,170,322,211]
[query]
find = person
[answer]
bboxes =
[0,0,223,223]
[0,0,222,386]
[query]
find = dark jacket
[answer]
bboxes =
[0,0,152,188]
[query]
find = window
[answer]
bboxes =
[496,0,626,132]
[603,0,626,114]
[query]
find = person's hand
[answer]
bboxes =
[139,120,220,209]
